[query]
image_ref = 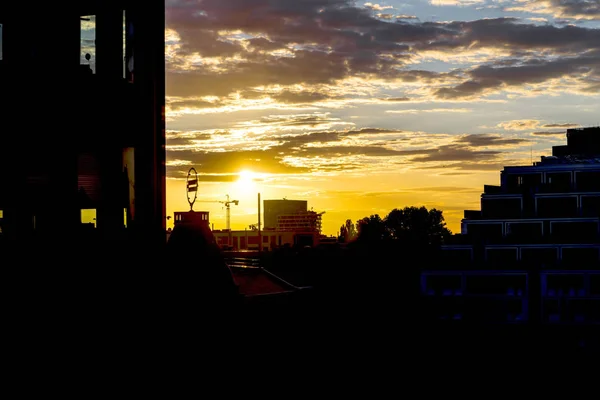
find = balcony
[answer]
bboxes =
[481,196,522,219]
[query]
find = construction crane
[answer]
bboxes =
[197,194,239,230]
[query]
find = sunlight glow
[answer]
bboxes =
[235,170,258,194]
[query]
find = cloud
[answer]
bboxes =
[434,50,600,99]
[364,3,394,11]
[542,123,581,128]
[166,2,600,103]
[343,127,404,135]
[531,131,567,135]
[166,148,312,178]
[456,134,529,146]
[380,97,411,102]
[408,144,503,162]
[386,108,472,114]
[430,0,485,5]
[497,120,541,130]
[165,122,530,177]
[506,0,600,21]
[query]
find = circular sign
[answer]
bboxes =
[186,167,198,211]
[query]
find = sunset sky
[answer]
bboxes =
[164,0,600,236]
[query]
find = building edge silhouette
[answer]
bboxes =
[422,127,600,350]
[0,1,166,247]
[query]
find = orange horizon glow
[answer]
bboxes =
[164,1,600,236]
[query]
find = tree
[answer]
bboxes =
[354,206,451,246]
[340,219,357,242]
[384,206,451,246]
[356,214,388,242]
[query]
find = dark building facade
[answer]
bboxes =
[263,199,307,230]
[423,127,600,327]
[0,1,165,245]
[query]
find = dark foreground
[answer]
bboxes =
[2,241,598,375]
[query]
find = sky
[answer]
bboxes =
[164,0,600,236]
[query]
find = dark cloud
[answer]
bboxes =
[542,123,580,128]
[166,2,600,100]
[456,162,521,171]
[380,97,410,102]
[271,91,334,104]
[416,162,514,171]
[264,131,342,146]
[164,125,512,177]
[538,0,600,20]
[297,145,405,157]
[409,145,503,162]
[165,0,451,97]
[438,172,473,176]
[455,134,529,147]
[245,37,286,51]
[421,17,600,54]
[167,98,222,110]
[532,131,567,135]
[343,127,404,135]
[435,51,600,99]
[255,114,342,127]
[166,148,311,177]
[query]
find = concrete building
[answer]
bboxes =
[263,199,307,229]
[422,127,600,325]
[0,1,166,245]
[277,211,323,233]
[210,200,324,250]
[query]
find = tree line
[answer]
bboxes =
[339,206,452,247]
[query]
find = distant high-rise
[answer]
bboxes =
[0,1,165,244]
[263,199,307,229]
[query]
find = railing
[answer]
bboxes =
[225,256,261,268]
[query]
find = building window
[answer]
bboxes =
[81,15,96,74]
[122,10,127,79]
[81,208,97,228]
[0,23,3,61]
[125,14,134,83]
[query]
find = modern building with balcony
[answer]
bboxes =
[422,127,600,328]
[0,1,166,246]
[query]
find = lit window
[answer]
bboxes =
[80,16,96,74]
[81,208,97,227]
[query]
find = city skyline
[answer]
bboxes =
[164,0,600,235]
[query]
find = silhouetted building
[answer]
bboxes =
[0,1,165,245]
[423,127,600,325]
[212,203,324,250]
[277,211,323,233]
[213,228,320,250]
[263,199,307,229]
[174,211,210,227]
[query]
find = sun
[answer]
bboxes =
[235,169,258,193]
